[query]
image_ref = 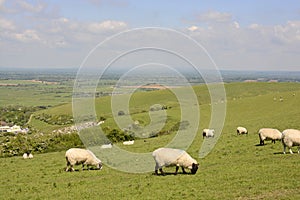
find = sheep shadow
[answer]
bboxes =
[152,172,195,176]
[273,152,284,155]
[64,168,100,172]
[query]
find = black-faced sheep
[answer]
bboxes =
[65,148,102,172]
[282,129,300,154]
[152,147,199,175]
[237,126,248,135]
[258,128,282,145]
[202,129,215,138]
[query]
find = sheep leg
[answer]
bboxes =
[289,148,294,154]
[66,158,72,172]
[298,147,300,154]
[259,134,263,145]
[159,168,165,176]
[174,166,179,175]
[283,146,286,154]
[260,140,264,146]
[181,167,187,174]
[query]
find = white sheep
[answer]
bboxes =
[237,126,248,135]
[22,153,33,159]
[23,153,28,159]
[202,129,215,138]
[65,148,102,172]
[282,129,300,154]
[258,128,282,145]
[152,147,199,175]
[123,140,134,145]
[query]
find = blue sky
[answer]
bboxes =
[0,0,300,70]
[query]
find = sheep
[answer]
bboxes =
[282,129,300,154]
[23,152,33,159]
[23,153,28,159]
[258,128,282,145]
[202,129,215,138]
[237,126,248,135]
[65,148,102,172]
[123,140,134,145]
[152,147,199,175]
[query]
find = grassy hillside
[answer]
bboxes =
[1,82,300,199]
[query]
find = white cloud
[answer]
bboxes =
[0,17,15,30]
[13,29,41,42]
[187,25,198,32]
[196,11,232,23]
[274,21,300,43]
[87,20,128,33]
[17,1,45,13]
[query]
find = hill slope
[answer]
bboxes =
[1,82,300,199]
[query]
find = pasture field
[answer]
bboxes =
[1,82,300,199]
[0,79,73,107]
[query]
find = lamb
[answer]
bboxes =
[65,148,102,172]
[237,126,248,135]
[152,147,199,175]
[202,129,215,138]
[258,128,282,145]
[282,129,300,154]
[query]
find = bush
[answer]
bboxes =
[0,132,83,157]
[118,111,125,116]
[107,129,134,143]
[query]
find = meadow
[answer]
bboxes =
[0,82,300,199]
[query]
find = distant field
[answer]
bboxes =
[1,82,300,199]
[0,79,73,107]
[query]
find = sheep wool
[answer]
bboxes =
[203,129,215,138]
[258,128,282,145]
[65,148,102,172]
[237,126,248,135]
[152,147,198,175]
[282,129,300,154]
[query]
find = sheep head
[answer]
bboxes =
[191,163,199,174]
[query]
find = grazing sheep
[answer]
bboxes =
[23,153,28,159]
[282,129,300,154]
[202,129,215,138]
[123,140,134,145]
[237,126,248,135]
[23,153,33,159]
[152,148,199,175]
[258,128,282,145]
[65,148,102,172]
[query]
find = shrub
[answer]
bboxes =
[118,111,125,116]
[107,129,134,143]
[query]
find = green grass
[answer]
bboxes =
[0,80,73,107]
[1,82,300,199]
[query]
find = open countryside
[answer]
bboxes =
[0,69,300,199]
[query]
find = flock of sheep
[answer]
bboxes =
[63,127,300,175]
[236,126,300,154]
[64,147,199,175]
